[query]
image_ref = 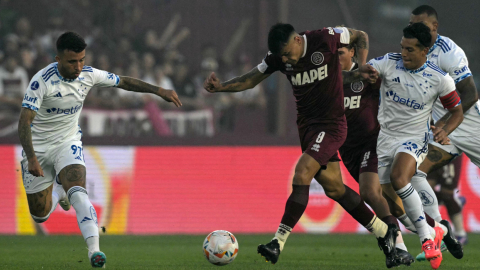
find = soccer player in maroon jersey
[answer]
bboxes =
[337,44,414,266]
[204,23,400,268]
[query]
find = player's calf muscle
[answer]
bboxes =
[27,188,52,217]
[59,164,86,188]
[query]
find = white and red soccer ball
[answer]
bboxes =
[203,230,239,266]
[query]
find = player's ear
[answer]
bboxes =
[431,21,438,32]
[55,55,60,62]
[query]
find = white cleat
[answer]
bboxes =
[54,180,71,211]
[89,250,107,268]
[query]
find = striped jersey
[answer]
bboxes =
[22,62,119,151]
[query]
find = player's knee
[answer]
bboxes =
[389,170,409,190]
[292,170,313,185]
[324,183,345,201]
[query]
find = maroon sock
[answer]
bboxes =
[280,185,310,228]
[425,213,436,227]
[336,185,375,227]
[381,215,399,228]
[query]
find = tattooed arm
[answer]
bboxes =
[342,64,378,84]
[18,108,44,177]
[346,28,369,66]
[204,67,271,93]
[117,76,182,107]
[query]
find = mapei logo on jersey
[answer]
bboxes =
[291,65,328,86]
[46,104,82,115]
[344,95,362,109]
[454,66,469,76]
[422,72,432,78]
[30,81,39,90]
[385,91,426,110]
[23,94,38,104]
[51,80,60,85]
[311,52,324,65]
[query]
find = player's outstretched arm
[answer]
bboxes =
[204,67,271,93]
[117,76,182,107]
[342,64,378,84]
[346,28,369,65]
[18,108,44,177]
[432,104,464,145]
[435,76,478,126]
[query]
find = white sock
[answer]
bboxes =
[68,186,99,241]
[396,183,432,243]
[411,170,442,221]
[396,242,407,251]
[395,231,408,251]
[452,213,467,237]
[398,213,417,233]
[365,215,388,238]
[435,221,448,237]
[86,236,100,254]
[274,224,292,251]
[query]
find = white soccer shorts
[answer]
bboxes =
[377,132,429,184]
[21,140,86,194]
[429,131,480,167]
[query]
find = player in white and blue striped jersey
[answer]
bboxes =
[407,5,479,251]
[18,32,182,268]
[367,23,464,269]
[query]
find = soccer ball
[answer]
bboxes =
[203,230,239,266]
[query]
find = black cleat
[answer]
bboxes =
[378,224,399,268]
[396,248,415,266]
[440,219,464,259]
[258,239,281,264]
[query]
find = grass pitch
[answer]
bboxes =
[0,234,478,269]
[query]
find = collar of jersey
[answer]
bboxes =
[427,34,441,56]
[301,34,307,58]
[405,61,428,74]
[54,63,76,83]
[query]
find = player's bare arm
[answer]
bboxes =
[347,28,369,65]
[434,76,478,129]
[204,67,270,93]
[342,64,378,84]
[431,103,463,144]
[18,108,43,177]
[117,76,182,107]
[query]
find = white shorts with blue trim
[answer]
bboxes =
[21,140,86,194]
[377,131,429,184]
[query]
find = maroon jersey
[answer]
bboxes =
[257,27,350,128]
[342,63,382,148]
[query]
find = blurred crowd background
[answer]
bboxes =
[0,0,478,145]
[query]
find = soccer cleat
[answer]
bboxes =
[415,241,447,261]
[257,239,280,264]
[440,219,464,259]
[422,238,442,270]
[54,180,70,211]
[377,224,399,268]
[89,251,106,268]
[456,235,468,246]
[395,248,414,266]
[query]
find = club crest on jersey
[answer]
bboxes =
[30,81,39,90]
[350,81,364,93]
[311,52,324,65]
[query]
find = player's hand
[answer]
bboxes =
[158,88,182,107]
[28,157,44,177]
[204,72,222,93]
[431,125,451,145]
[358,64,379,84]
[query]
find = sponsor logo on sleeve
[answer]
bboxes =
[30,81,39,90]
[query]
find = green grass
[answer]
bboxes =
[0,234,478,269]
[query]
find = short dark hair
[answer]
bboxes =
[56,32,87,54]
[412,5,438,20]
[268,23,295,55]
[403,23,432,48]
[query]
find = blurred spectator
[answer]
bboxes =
[0,55,28,114]
[173,58,204,110]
